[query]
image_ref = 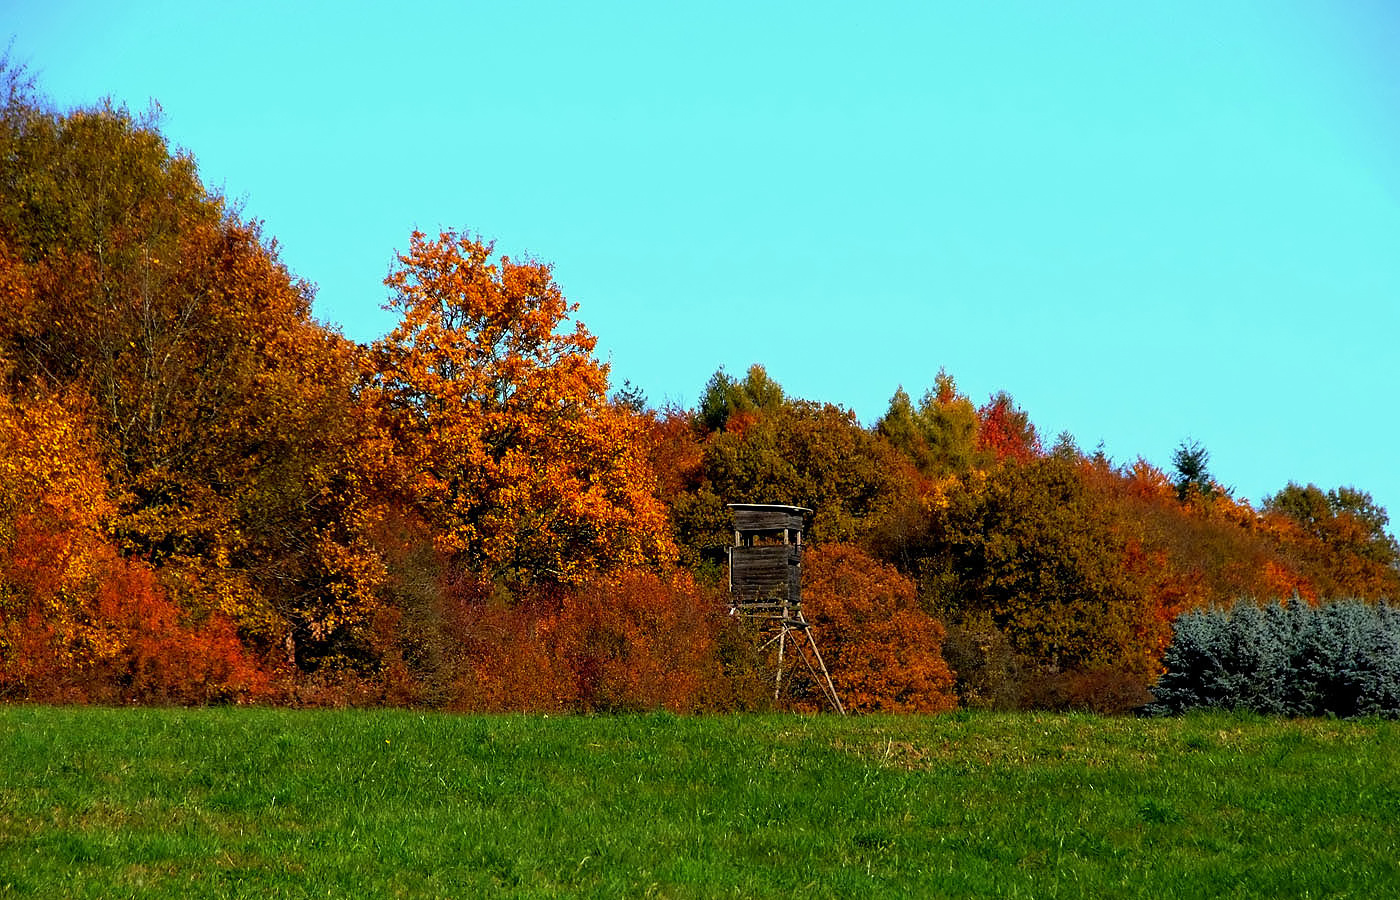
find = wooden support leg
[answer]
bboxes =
[773,621,788,701]
[803,625,846,715]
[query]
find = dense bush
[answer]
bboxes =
[449,568,738,713]
[798,545,957,713]
[939,620,1024,710]
[1150,599,1400,718]
[940,619,1152,715]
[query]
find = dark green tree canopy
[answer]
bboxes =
[695,363,786,433]
[909,455,1156,674]
[1171,439,1215,501]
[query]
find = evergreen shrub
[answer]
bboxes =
[1150,599,1400,717]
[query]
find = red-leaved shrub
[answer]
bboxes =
[449,568,731,713]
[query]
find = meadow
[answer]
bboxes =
[2,707,1396,898]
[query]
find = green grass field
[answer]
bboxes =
[1,706,1396,898]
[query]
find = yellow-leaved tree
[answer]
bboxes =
[366,230,673,585]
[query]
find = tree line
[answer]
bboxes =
[2,66,1396,711]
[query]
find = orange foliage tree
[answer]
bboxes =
[365,230,673,585]
[976,391,1041,463]
[1261,483,1400,599]
[636,405,706,510]
[799,544,957,713]
[0,390,267,702]
[1096,457,1324,606]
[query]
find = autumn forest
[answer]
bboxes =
[3,69,1398,714]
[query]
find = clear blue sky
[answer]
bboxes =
[10,2,1400,528]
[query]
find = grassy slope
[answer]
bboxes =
[1,707,1396,898]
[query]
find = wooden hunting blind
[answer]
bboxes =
[727,503,844,713]
[727,503,806,609]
